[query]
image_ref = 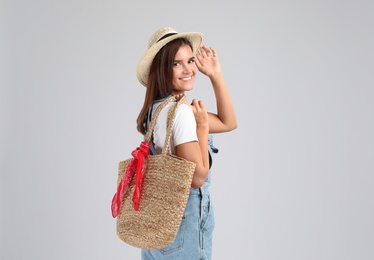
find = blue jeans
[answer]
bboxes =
[141,136,218,260]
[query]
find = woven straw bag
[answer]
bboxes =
[111,95,196,250]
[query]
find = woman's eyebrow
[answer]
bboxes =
[174,56,195,62]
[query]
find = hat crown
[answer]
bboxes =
[147,27,178,49]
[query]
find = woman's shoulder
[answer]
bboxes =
[179,102,190,108]
[154,101,193,120]
[176,103,194,117]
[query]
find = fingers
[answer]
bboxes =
[190,99,208,127]
[195,46,218,72]
[197,45,214,58]
[190,99,206,110]
[195,56,201,68]
[202,46,211,57]
[210,47,217,57]
[189,99,205,114]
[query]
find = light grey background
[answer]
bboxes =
[1,0,373,259]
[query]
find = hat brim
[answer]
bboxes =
[136,32,204,87]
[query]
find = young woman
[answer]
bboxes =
[136,27,237,260]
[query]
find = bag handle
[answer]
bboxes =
[144,95,186,155]
[163,95,186,155]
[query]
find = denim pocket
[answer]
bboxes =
[159,216,186,255]
[200,197,213,230]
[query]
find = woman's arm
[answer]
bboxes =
[175,99,210,188]
[195,46,238,133]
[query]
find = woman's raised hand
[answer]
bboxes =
[195,45,221,77]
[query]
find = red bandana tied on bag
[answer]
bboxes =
[111,141,150,218]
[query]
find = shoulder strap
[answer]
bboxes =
[162,95,186,155]
[145,95,172,155]
[144,95,186,155]
[144,95,171,133]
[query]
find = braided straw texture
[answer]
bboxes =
[116,95,196,250]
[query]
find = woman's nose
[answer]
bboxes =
[183,63,192,73]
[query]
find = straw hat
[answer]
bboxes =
[136,27,204,87]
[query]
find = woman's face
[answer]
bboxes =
[171,44,197,95]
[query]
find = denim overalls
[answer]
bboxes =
[141,98,219,260]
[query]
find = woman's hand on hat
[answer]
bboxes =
[195,45,221,78]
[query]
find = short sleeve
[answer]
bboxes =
[172,104,198,146]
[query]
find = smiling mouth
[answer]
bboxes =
[181,76,192,81]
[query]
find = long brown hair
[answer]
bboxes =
[136,38,193,134]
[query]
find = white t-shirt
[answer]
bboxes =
[152,102,198,155]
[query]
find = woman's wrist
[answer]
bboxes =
[196,124,209,134]
[207,71,220,79]
[209,72,224,85]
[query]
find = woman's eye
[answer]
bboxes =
[189,59,195,64]
[173,62,180,67]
